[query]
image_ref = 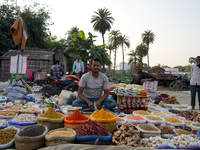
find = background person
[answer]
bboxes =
[130,63,156,85]
[190,56,200,110]
[88,56,93,71]
[72,55,84,74]
[72,58,116,110]
[50,60,64,79]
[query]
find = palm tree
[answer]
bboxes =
[135,43,148,63]
[66,26,79,40]
[118,34,130,72]
[106,44,115,71]
[108,30,121,72]
[91,8,115,45]
[127,49,140,72]
[141,30,155,72]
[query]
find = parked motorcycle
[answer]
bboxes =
[169,74,190,91]
[41,74,80,98]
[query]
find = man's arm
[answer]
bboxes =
[140,72,156,84]
[81,61,84,73]
[78,86,94,108]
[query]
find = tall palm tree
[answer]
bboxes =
[91,8,115,45]
[118,35,130,72]
[108,30,121,73]
[141,30,155,72]
[135,43,148,63]
[106,44,115,71]
[127,49,140,72]
[66,26,80,40]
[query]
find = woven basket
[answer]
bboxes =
[137,124,161,138]
[37,121,63,131]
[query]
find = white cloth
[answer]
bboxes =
[190,64,200,85]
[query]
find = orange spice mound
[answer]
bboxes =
[127,116,145,120]
[66,109,88,120]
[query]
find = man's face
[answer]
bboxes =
[77,56,80,60]
[136,64,143,73]
[91,61,101,73]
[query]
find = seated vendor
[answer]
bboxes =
[130,63,156,85]
[72,58,116,110]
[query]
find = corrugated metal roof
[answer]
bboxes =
[0,50,54,60]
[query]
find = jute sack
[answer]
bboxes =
[37,112,65,131]
[15,124,48,150]
[45,127,76,147]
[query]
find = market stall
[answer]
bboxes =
[1,83,200,150]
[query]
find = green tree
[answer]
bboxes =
[141,30,155,72]
[0,0,52,52]
[189,57,196,64]
[0,1,20,53]
[135,43,148,63]
[65,26,79,40]
[65,30,111,69]
[91,8,115,45]
[118,34,130,72]
[108,30,121,72]
[106,44,114,71]
[127,49,140,72]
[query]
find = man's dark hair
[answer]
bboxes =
[90,56,93,59]
[197,56,200,59]
[92,58,101,64]
[53,60,59,65]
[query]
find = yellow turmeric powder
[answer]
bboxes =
[91,108,115,119]
[40,107,63,119]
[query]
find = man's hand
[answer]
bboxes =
[87,101,94,108]
[96,101,101,109]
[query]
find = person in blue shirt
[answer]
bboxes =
[72,55,84,74]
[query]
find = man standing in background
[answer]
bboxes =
[73,55,84,74]
[51,60,64,79]
[190,56,200,110]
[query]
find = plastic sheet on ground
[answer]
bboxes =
[38,144,157,150]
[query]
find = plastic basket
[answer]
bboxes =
[76,132,112,145]
[8,118,37,130]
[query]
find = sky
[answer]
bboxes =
[14,0,200,68]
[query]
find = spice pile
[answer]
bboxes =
[0,129,17,145]
[19,125,45,137]
[159,125,175,134]
[138,124,159,131]
[112,123,147,147]
[65,109,89,123]
[164,117,183,124]
[77,121,109,136]
[91,108,115,120]
[127,116,145,120]
[12,114,37,123]
[162,96,179,104]
[49,130,75,136]
[146,116,162,121]
[175,129,193,135]
[40,107,63,119]
[133,110,150,116]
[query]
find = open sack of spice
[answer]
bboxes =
[76,121,112,145]
[64,109,90,132]
[90,108,117,134]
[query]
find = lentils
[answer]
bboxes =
[0,129,17,145]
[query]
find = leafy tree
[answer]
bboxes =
[0,2,20,53]
[65,26,79,40]
[0,0,52,53]
[108,30,121,72]
[135,43,148,62]
[118,34,130,72]
[91,8,115,45]
[65,30,111,69]
[141,30,155,72]
[189,57,196,64]
[161,65,170,69]
[127,49,140,72]
[106,44,114,71]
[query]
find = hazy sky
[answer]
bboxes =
[16,0,200,68]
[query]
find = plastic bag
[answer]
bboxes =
[24,93,36,102]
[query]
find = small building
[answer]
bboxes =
[149,67,165,74]
[0,48,68,81]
